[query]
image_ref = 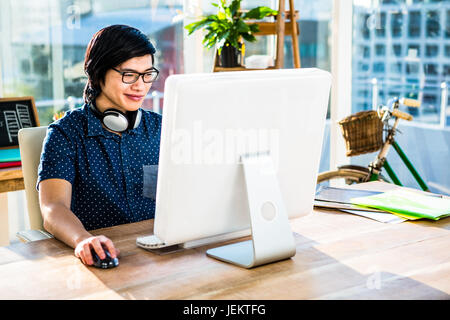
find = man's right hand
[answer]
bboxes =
[74,235,120,266]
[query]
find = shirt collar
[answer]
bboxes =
[128,110,144,136]
[86,103,108,138]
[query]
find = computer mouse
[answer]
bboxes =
[90,248,119,269]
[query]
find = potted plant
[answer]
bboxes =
[185,0,278,68]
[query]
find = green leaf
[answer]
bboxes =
[242,7,278,20]
[241,32,256,43]
[230,0,241,17]
[218,30,231,42]
[236,19,249,33]
[248,24,260,33]
[185,0,278,51]
[184,17,217,34]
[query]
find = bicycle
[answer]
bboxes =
[317,97,430,191]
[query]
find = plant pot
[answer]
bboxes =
[219,43,242,68]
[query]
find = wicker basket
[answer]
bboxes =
[338,110,383,157]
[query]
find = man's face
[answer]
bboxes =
[97,54,154,113]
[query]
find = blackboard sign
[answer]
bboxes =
[0,97,39,150]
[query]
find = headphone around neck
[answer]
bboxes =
[90,103,142,133]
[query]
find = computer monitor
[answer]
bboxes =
[137,68,331,268]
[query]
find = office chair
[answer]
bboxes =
[17,126,53,242]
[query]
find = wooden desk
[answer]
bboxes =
[0,204,449,299]
[0,167,24,246]
[0,167,24,193]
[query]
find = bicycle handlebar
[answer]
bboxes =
[400,98,421,108]
[392,109,413,121]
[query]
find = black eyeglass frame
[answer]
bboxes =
[112,67,159,84]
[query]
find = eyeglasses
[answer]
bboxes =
[112,67,159,84]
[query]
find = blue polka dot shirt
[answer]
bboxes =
[37,104,161,230]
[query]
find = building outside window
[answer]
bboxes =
[352,0,450,195]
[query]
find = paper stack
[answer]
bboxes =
[315,186,407,223]
[350,189,450,221]
[315,185,449,223]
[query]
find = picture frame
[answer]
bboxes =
[0,96,40,150]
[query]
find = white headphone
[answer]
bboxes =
[90,103,142,133]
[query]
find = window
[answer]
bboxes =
[424,64,438,76]
[0,0,184,125]
[408,44,420,57]
[0,0,334,145]
[390,62,402,73]
[361,13,371,39]
[408,11,421,37]
[388,91,401,98]
[423,94,438,112]
[360,45,371,58]
[358,62,370,72]
[375,44,386,56]
[425,45,439,57]
[357,90,369,98]
[353,0,450,194]
[393,44,403,57]
[444,65,450,76]
[406,63,419,75]
[426,11,440,37]
[376,12,387,37]
[447,10,450,38]
[373,62,385,73]
[391,12,403,37]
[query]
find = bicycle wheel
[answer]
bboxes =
[317,165,389,189]
[336,164,391,183]
[317,168,369,186]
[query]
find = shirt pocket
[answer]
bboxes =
[143,165,158,200]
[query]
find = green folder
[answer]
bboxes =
[0,148,21,162]
[350,189,450,221]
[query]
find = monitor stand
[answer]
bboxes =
[206,152,296,268]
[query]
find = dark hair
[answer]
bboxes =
[83,24,156,104]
